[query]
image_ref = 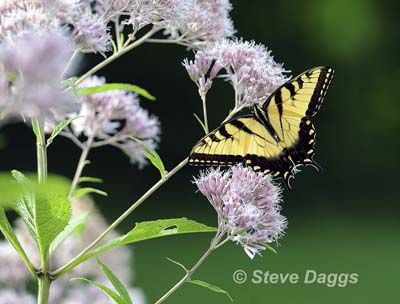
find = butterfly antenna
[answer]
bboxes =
[283,171,294,191]
[306,158,322,172]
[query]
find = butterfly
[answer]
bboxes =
[189,66,334,189]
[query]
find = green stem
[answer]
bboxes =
[75,28,158,86]
[37,273,51,304]
[155,230,225,304]
[60,50,79,80]
[52,157,188,279]
[32,118,49,275]
[145,38,194,48]
[114,17,121,51]
[68,134,95,199]
[32,118,51,303]
[200,94,209,134]
[32,118,48,184]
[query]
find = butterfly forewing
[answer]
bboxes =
[264,66,334,118]
[189,116,291,177]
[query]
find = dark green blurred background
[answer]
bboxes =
[1,0,399,303]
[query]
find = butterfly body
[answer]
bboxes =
[189,67,334,189]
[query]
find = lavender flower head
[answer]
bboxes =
[43,0,80,23]
[95,0,233,48]
[63,76,160,167]
[195,165,287,259]
[95,0,195,33]
[0,0,61,42]
[0,31,77,119]
[183,39,289,108]
[72,9,112,54]
[166,0,235,48]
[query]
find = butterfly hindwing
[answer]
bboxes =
[264,67,333,171]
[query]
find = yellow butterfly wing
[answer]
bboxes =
[264,66,334,182]
[189,115,290,176]
[189,66,334,189]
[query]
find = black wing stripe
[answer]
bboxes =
[229,119,254,135]
[296,78,304,89]
[218,125,232,139]
[274,90,283,117]
[306,67,334,116]
[209,133,220,142]
[285,83,296,97]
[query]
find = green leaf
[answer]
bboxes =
[193,113,208,134]
[0,173,23,209]
[166,257,188,273]
[143,151,165,180]
[188,279,233,302]
[72,187,108,199]
[130,137,165,179]
[31,119,41,140]
[83,160,91,168]
[111,40,118,54]
[97,259,132,304]
[72,278,124,304]
[78,177,103,184]
[11,171,72,260]
[62,76,78,89]
[262,242,277,254]
[47,116,83,146]
[64,218,216,273]
[33,192,71,261]
[12,171,37,240]
[49,212,90,256]
[0,208,32,271]
[62,76,79,96]
[119,33,125,46]
[77,83,156,101]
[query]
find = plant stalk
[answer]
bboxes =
[201,94,209,134]
[68,134,95,199]
[155,231,225,304]
[32,118,48,184]
[37,273,51,304]
[52,157,188,279]
[32,118,51,303]
[60,50,79,80]
[145,38,194,48]
[75,28,158,86]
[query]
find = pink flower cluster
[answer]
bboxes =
[195,165,287,259]
[168,0,235,47]
[183,39,289,108]
[63,76,161,167]
[0,31,76,118]
[72,9,112,55]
